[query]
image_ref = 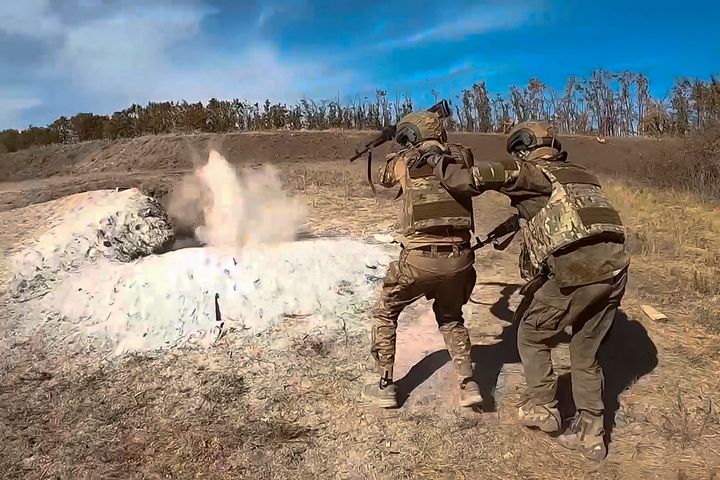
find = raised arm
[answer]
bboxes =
[430,154,522,198]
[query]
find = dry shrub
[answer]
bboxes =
[680,121,720,198]
[639,121,720,200]
[655,391,719,450]
[607,183,720,331]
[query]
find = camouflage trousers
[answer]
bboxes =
[516,266,629,415]
[370,246,476,382]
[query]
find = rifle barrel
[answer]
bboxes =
[349,147,368,162]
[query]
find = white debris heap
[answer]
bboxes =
[43,239,389,354]
[11,188,174,299]
[17,150,391,354]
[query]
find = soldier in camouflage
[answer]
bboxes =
[361,111,484,410]
[425,120,630,462]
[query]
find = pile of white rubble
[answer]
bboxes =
[11,188,174,299]
[39,238,390,354]
[10,166,393,354]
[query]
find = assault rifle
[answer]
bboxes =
[472,214,520,252]
[350,100,452,195]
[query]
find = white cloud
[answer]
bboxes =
[256,0,306,27]
[0,0,357,126]
[52,3,212,98]
[49,5,356,107]
[406,61,479,83]
[0,98,43,129]
[257,6,280,27]
[0,98,42,110]
[379,2,543,49]
[0,0,63,38]
[137,45,358,106]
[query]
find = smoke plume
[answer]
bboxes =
[167,149,306,249]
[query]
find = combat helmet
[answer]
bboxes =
[506,120,562,158]
[395,111,448,147]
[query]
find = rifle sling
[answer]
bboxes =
[367,149,377,197]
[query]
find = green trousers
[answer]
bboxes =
[517,267,629,415]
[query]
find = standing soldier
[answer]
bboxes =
[361,110,484,409]
[424,121,630,462]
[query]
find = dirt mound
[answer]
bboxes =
[0,131,372,182]
[35,239,391,355]
[0,131,681,184]
[10,188,174,299]
[11,148,390,356]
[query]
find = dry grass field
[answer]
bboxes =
[0,131,718,479]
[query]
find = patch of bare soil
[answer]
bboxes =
[0,133,718,479]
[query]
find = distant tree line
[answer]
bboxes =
[1,70,719,153]
[453,72,720,138]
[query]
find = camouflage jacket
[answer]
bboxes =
[432,149,630,287]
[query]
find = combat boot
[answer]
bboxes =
[518,400,562,433]
[361,379,398,408]
[459,379,484,407]
[556,411,607,462]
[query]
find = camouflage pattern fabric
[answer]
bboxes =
[415,139,447,156]
[401,176,472,234]
[521,160,625,276]
[399,148,473,236]
[446,143,476,169]
[377,151,473,249]
[377,153,403,188]
[370,248,476,381]
[469,159,521,188]
[396,111,446,143]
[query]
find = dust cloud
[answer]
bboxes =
[167,149,306,249]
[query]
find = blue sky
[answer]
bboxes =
[1,0,718,129]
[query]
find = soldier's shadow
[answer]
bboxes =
[469,283,523,412]
[394,283,659,445]
[592,310,657,438]
[550,309,658,443]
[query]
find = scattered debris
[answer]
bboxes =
[372,233,396,244]
[640,304,668,322]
